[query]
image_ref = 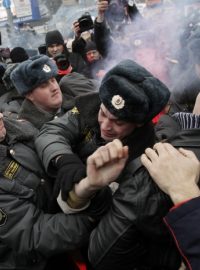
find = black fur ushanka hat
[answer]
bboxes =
[99,59,170,124]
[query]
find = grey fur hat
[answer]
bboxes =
[10,55,58,96]
[99,59,170,124]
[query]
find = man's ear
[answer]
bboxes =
[25,92,34,102]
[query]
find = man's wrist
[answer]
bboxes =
[96,14,105,23]
[169,184,200,205]
[67,189,91,209]
[66,177,96,209]
[74,177,96,199]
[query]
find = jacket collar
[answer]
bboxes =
[18,99,59,130]
[168,128,200,159]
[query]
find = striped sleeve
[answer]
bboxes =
[173,112,200,129]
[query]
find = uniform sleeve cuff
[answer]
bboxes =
[57,191,91,214]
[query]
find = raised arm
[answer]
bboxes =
[58,139,128,212]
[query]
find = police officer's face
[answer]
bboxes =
[98,104,136,142]
[47,44,64,58]
[26,77,63,112]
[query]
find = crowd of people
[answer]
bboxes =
[0,0,199,270]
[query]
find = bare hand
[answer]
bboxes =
[193,92,200,115]
[95,69,106,79]
[178,262,186,270]
[97,0,109,22]
[86,139,128,190]
[0,113,6,142]
[72,21,81,37]
[141,143,200,204]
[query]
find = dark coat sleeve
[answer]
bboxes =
[0,177,94,259]
[72,37,86,57]
[94,19,112,58]
[35,111,82,175]
[69,52,90,78]
[164,196,200,270]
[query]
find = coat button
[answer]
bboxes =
[41,179,45,185]
[10,149,15,155]
[54,116,58,119]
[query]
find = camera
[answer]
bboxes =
[54,53,70,70]
[78,13,94,33]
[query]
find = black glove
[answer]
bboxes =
[84,186,112,222]
[53,153,86,201]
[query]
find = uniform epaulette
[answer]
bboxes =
[71,106,80,114]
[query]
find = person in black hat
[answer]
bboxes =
[35,58,170,204]
[45,29,90,82]
[82,40,106,80]
[10,47,29,63]
[86,87,200,269]
[0,54,111,270]
[35,59,182,270]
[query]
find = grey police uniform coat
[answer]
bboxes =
[0,117,94,269]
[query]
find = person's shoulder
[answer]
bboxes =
[155,114,181,141]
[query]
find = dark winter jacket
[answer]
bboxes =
[59,72,99,102]
[94,19,112,59]
[88,127,200,270]
[18,95,74,130]
[0,116,96,270]
[164,196,200,270]
[0,89,24,119]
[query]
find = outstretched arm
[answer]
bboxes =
[96,0,109,23]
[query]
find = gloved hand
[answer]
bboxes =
[53,153,86,201]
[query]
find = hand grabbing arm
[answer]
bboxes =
[59,139,128,212]
[96,0,109,23]
[141,142,200,204]
[72,21,81,38]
